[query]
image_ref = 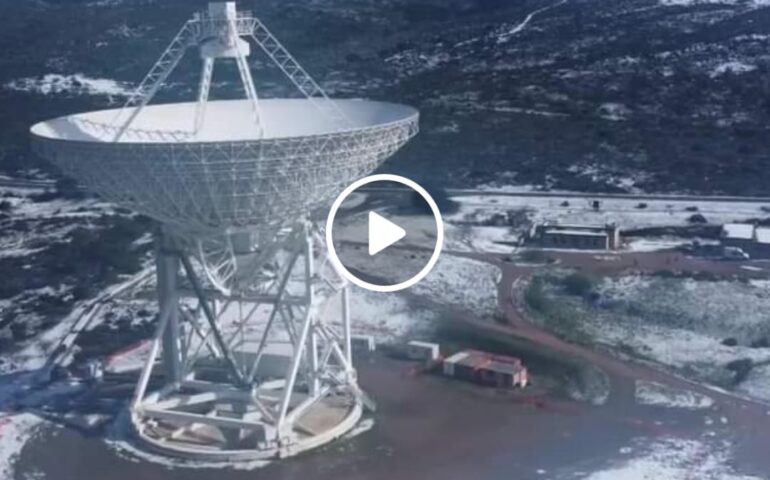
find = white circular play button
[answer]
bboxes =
[368,211,407,256]
[325,174,444,292]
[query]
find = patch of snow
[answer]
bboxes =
[411,255,500,317]
[433,122,460,134]
[710,61,757,78]
[564,275,770,396]
[0,413,43,479]
[448,192,770,232]
[424,93,569,118]
[598,103,631,121]
[661,0,770,7]
[327,288,439,343]
[635,380,714,409]
[4,74,131,97]
[736,364,770,403]
[742,265,764,272]
[624,237,692,252]
[580,437,762,480]
[495,0,568,44]
[1,269,153,376]
[444,223,518,254]
[598,276,770,339]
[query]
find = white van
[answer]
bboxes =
[723,246,750,260]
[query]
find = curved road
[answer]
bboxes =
[448,248,770,469]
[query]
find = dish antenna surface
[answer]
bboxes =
[31,1,418,460]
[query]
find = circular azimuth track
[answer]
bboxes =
[30,1,414,461]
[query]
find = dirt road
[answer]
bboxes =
[451,248,770,473]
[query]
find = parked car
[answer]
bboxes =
[723,246,750,260]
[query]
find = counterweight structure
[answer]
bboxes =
[31,2,418,460]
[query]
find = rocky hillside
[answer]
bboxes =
[1,0,769,193]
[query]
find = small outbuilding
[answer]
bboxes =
[405,341,440,362]
[351,335,376,353]
[722,223,754,247]
[755,227,770,253]
[443,350,528,389]
[534,223,620,251]
[721,223,770,258]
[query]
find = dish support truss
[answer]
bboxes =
[111,1,351,142]
[130,222,373,460]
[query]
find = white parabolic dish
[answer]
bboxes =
[31,98,419,234]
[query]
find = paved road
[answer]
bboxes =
[360,186,770,204]
[5,174,770,204]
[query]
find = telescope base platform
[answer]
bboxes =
[130,390,363,462]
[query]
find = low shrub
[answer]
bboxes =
[562,272,595,297]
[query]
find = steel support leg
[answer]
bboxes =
[277,229,315,431]
[342,286,352,368]
[156,235,182,383]
[195,57,214,134]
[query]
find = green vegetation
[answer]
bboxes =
[523,276,589,343]
[726,358,754,385]
[55,177,86,200]
[519,249,550,264]
[562,272,596,297]
[524,276,548,312]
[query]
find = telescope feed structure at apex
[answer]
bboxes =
[30,1,418,460]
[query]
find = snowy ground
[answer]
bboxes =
[635,380,714,409]
[329,287,438,341]
[598,276,770,344]
[0,261,156,480]
[0,180,132,478]
[0,412,44,479]
[568,436,763,480]
[533,273,770,402]
[444,223,518,254]
[0,187,114,260]
[448,193,770,233]
[624,237,719,252]
[661,0,770,7]
[3,73,130,97]
[333,203,502,317]
[411,254,501,318]
[737,364,770,403]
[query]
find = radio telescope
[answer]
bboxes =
[31,2,418,460]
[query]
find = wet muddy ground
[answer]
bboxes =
[14,352,742,480]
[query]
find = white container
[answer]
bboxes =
[405,341,440,361]
[351,335,376,353]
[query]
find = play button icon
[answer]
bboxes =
[326,174,444,292]
[368,212,406,256]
